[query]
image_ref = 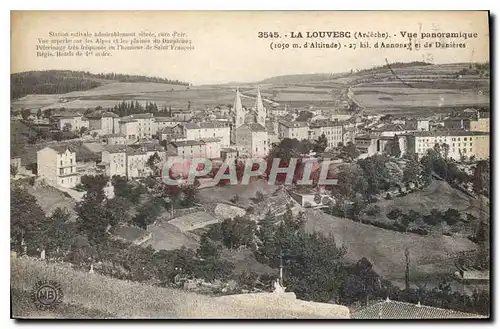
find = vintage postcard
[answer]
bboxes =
[10,11,490,319]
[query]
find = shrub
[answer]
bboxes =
[230,195,240,204]
[407,227,429,235]
[365,205,381,216]
[387,208,403,220]
[385,193,393,200]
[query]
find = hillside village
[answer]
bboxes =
[10,65,490,318]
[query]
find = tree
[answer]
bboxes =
[79,126,88,136]
[472,160,490,196]
[104,197,132,227]
[403,157,420,183]
[387,208,403,220]
[53,131,63,141]
[221,217,257,249]
[442,208,461,226]
[80,175,109,202]
[338,141,359,161]
[21,109,31,120]
[146,152,162,176]
[10,187,47,252]
[63,123,72,132]
[36,108,42,119]
[33,208,75,258]
[75,192,109,244]
[313,133,328,153]
[254,190,265,203]
[423,208,442,226]
[10,165,18,176]
[181,184,198,208]
[133,198,165,229]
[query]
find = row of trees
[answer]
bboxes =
[11,70,189,99]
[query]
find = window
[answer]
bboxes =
[60,160,63,166]
[70,159,73,164]
[458,138,460,141]
[470,148,472,152]
[59,168,63,175]
[470,143,472,146]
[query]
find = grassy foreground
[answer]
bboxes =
[11,256,349,319]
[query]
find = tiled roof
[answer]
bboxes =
[244,123,267,132]
[131,143,165,152]
[184,122,228,129]
[310,119,343,128]
[278,120,309,128]
[406,130,489,137]
[119,118,137,123]
[46,143,100,162]
[130,113,154,119]
[102,112,119,118]
[170,140,206,147]
[46,144,77,154]
[352,300,486,319]
[154,117,178,122]
[103,145,129,154]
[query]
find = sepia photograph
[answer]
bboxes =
[9,10,491,319]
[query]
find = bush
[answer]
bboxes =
[407,227,429,235]
[230,195,240,204]
[385,193,393,200]
[28,177,36,186]
[365,205,381,216]
[387,208,403,220]
[254,191,265,203]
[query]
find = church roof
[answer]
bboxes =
[233,88,243,113]
[254,86,265,112]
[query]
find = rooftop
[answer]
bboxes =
[103,145,129,154]
[309,119,343,128]
[184,122,228,129]
[352,300,486,319]
[130,113,154,119]
[154,117,178,122]
[407,130,489,137]
[244,123,267,132]
[170,140,206,147]
[279,120,309,128]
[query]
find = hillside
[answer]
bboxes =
[11,70,190,100]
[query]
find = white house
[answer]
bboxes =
[182,121,231,147]
[37,145,81,188]
[278,120,309,140]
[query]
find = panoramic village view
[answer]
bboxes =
[10,61,490,318]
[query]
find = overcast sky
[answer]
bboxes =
[11,11,489,85]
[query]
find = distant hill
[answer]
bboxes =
[258,73,348,85]
[11,70,190,100]
[256,62,434,86]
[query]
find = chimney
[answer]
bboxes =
[417,301,421,307]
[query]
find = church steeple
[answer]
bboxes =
[255,86,266,126]
[233,87,245,128]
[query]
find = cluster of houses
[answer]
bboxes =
[353,110,490,161]
[11,86,490,190]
